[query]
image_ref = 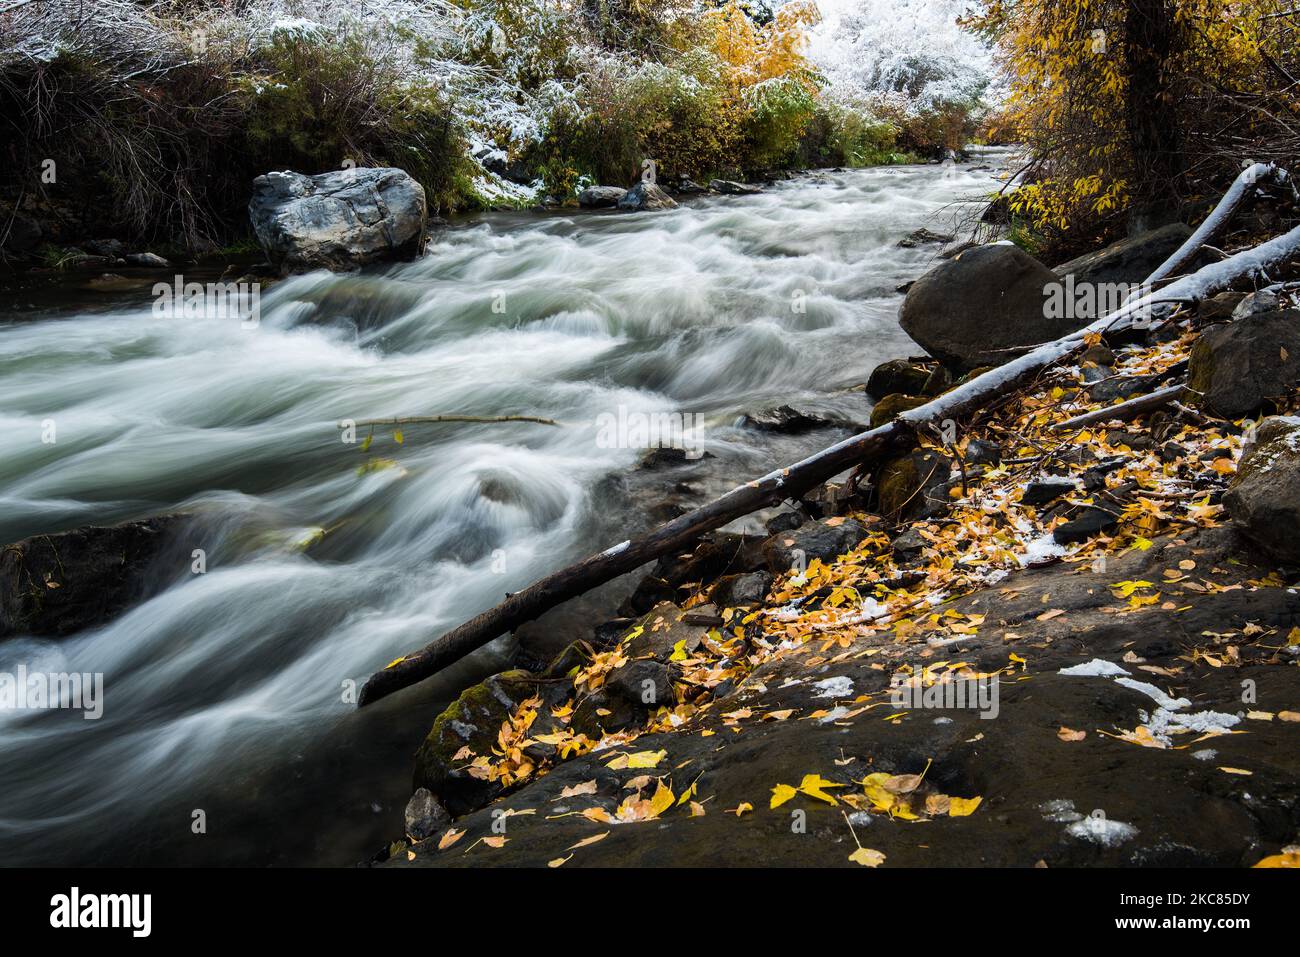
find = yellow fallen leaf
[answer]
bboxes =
[647,780,675,817]
[1278,711,1300,722]
[568,831,610,850]
[1253,846,1300,868]
[1058,726,1086,742]
[437,828,464,850]
[689,801,706,817]
[770,783,799,809]
[1218,767,1253,775]
[606,749,666,770]
[557,780,598,799]
[849,846,886,867]
[949,796,982,817]
[548,854,573,868]
[482,836,507,848]
[797,773,845,805]
[729,803,753,816]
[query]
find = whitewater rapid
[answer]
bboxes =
[0,151,1009,864]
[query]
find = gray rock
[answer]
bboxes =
[1021,477,1078,507]
[762,518,869,573]
[899,244,1073,371]
[765,511,804,535]
[1052,506,1120,544]
[740,404,860,433]
[404,788,450,841]
[617,182,678,212]
[249,167,426,272]
[897,227,954,248]
[125,252,170,268]
[1232,288,1285,320]
[708,179,762,195]
[1052,223,1193,287]
[577,186,627,209]
[1188,309,1300,417]
[605,658,676,709]
[866,358,932,399]
[83,239,127,258]
[891,527,928,561]
[876,449,953,520]
[1225,416,1300,563]
[710,571,773,607]
[1,515,188,639]
[964,438,1002,466]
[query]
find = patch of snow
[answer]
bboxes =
[1018,532,1066,567]
[1066,816,1139,846]
[817,706,851,724]
[1144,707,1240,740]
[1114,678,1191,711]
[811,675,855,699]
[1039,799,1084,823]
[1192,748,1218,762]
[1059,659,1131,677]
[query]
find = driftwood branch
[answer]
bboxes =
[350,415,560,428]
[357,222,1300,707]
[1140,162,1292,289]
[1051,383,1186,431]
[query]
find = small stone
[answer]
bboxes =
[404,788,450,842]
[1021,477,1078,507]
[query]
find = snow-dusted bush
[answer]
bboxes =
[807,0,994,114]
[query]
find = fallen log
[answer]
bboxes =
[1139,162,1292,290]
[1050,383,1186,431]
[358,223,1300,707]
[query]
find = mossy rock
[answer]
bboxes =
[869,393,928,429]
[866,359,931,399]
[922,364,952,396]
[543,640,593,680]
[876,449,952,520]
[1187,309,1300,417]
[412,669,546,816]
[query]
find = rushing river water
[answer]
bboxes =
[0,150,1009,866]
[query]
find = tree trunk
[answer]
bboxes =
[1125,0,1184,233]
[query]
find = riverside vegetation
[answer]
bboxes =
[0,0,991,260]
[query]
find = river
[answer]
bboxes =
[0,150,1009,865]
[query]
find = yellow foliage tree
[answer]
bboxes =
[705,0,821,91]
[967,0,1299,240]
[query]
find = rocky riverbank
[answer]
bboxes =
[375,209,1300,869]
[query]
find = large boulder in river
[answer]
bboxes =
[1188,309,1300,417]
[1225,416,1300,564]
[899,244,1072,371]
[0,515,186,639]
[617,182,678,212]
[1052,223,1192,287]
[249,167,426,272]
[577,186,627,208]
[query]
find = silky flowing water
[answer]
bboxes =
[0,151,1010,865]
